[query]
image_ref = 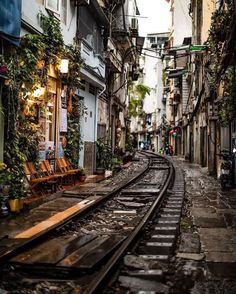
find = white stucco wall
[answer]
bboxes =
[173,0,192,46]
[21,0,77,45]
[142,39,165,126]
[79,86,97,143]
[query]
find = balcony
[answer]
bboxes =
[104,37,122,73]
[80,39,106,86]
[112,16,130,39]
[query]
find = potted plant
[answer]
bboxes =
[78,168,86,182]
[0,165,25,213]
[0,189,9,217]
[96,138,112,174]
[0,163,11,215]
[8,191,22,212]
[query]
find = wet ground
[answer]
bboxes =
[1,155,236,293]
[171,157,236,294]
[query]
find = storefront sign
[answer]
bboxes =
[60,90,67,132]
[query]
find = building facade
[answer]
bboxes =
[0,0,142,182]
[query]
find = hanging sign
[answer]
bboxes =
[60,89,68,132]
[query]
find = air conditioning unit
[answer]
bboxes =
[72,0,89,6]
[131,18,138,30]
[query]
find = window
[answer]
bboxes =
[45,0,67,23]
[45,0,60,14]
[61,0,67,24]
[78,7,103,54]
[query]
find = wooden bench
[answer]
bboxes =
[24,162,57,195]
[56,157,80,184]
[40,160,67,187]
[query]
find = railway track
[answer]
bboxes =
[0,152,184,293]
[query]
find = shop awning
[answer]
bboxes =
[0,0,22,46]
[168,69,185,78]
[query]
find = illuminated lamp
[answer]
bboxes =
[33,87,45,98]
[59,59,69,74]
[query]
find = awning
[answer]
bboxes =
[0,0,22,46]
[168,69,185,78]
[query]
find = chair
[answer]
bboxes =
[40,160,67,188]
[24,162,55,195]
[56,157,80,184]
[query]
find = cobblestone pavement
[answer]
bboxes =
[171,157,236,294]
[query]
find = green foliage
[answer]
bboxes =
[125,128,134,153]
[64,98,86,168]
[96,138,112,169]
[18,120,41,162]
[219,66,236,126]
[208,1,236,126]
[2,84,26,199]
[128,83,151,117]
[39,12,64,61]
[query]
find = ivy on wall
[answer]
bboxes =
[208,0,236,126]
[219,66,236,126]
[64,95,87,168]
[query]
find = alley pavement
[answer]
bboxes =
[173,157,236,293]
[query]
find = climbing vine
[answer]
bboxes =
[64,96,87,168]
[207,0,236,126]
[219,66,236,125]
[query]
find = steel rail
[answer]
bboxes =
[86,154,174,294]
[0,155,150,263]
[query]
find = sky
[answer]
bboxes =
[136,0,171,36]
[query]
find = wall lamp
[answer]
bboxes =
[59,59,69,74]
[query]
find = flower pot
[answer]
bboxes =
[0,65,8,75]
[96,167,105,175]
[79,175,86,182]
[8,199,20,212]
[19,198,24,210]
